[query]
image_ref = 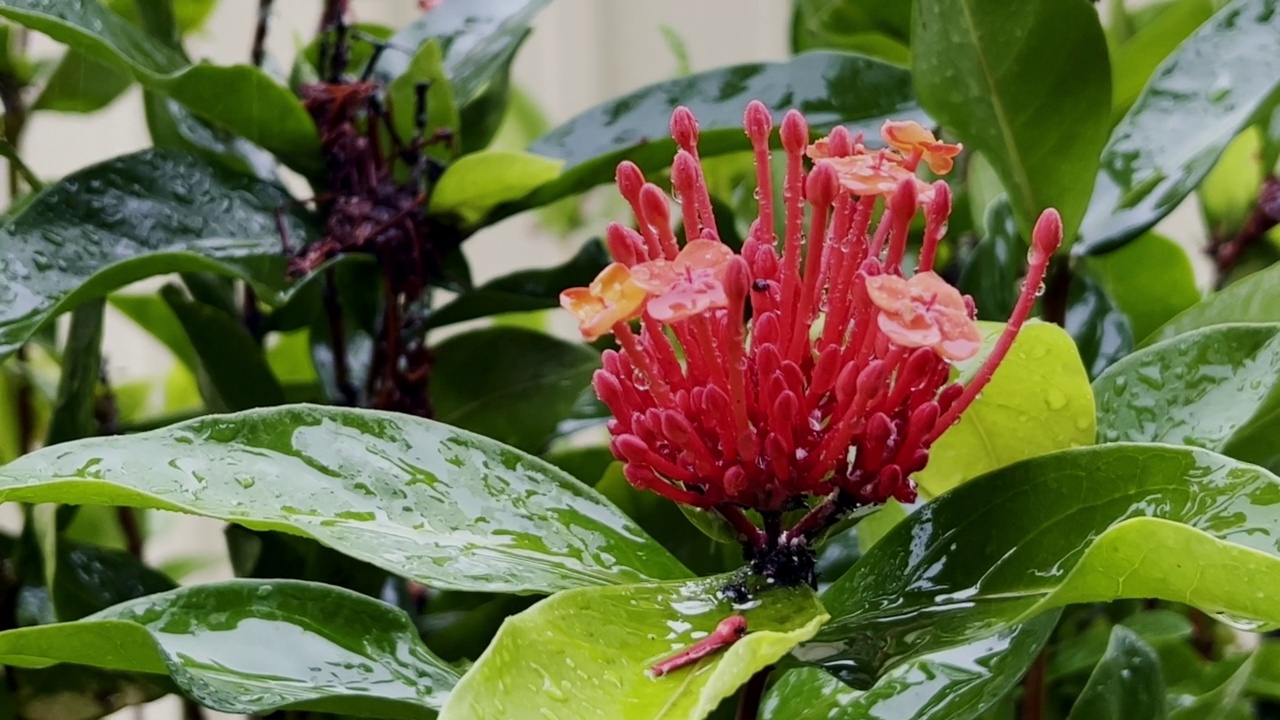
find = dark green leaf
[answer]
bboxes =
[912,0,1111,240]
[524,52,927,213]
[791,0,912,64]
[431,327,597,453]
[51,540,175,621]
[1168,653,1255,719]
[144,93,278,180]
[1081,232,1200,341]
[438,575,827,720]
[805,444,1280,683]
[1065,273,1135,378]
[0,580,459,719]
[0,149,313,363]
[1110,0,1219,118]
[1146,261,1280,343]
[162,286,286,412]
[763,615,1055,720]
[45,300,104,445]
[425,239,608,329]
[1066,626,1165,720]
[0,405,689,593]
[1095,323,1280,472]
[957,197,1020,321]
[1050,609,1194,680]
[10,665,166,720]
[1077,0,1280,255]
[0,0,320,173]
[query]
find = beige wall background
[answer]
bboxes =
[12,0,1205,718]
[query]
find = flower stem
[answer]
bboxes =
[717,505,767,550]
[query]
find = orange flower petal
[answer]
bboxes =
[881,121,962,176]
[676,239,735,275]
[632,240,735,323]
[865,272,980,361]
[559,263,646,340]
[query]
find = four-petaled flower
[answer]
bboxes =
[559,262,646,341]
[560,103,1058,582]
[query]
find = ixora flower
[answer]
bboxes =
[561,102,1060,585]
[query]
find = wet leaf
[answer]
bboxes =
[1094,323,1280,473]
[0,0,320,174]
[0,149,314,363]
[762,615,1055,720]
[45,300,104,445]
[805,444,1280,683]
[0,580,459,719]
[914,321,1096,497]
[1146,261,1280,343]
[428,150,564,227]
[522,52,926,216]
[1077,0,1280,255]
[957,197,1020,321]
[1066,626,1165,720]
[425,239,609,329]
[431,327,598,453]
[913,0,1111,240]
[0,405,689,593]
[1081,232,1200,341]
[1110,0,1219,118]
[1065,273,1136,378]
[439,575,827,720]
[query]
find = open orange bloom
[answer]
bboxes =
[630,239,735,323]
[819,153,936,204]
[559,262,646,341]
[865,271,982,361]
[881,120,963,176]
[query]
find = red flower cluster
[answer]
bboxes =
[562,103,1059,540]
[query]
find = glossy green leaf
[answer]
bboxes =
[425,239,608,329]
[0,0,320,173]
[1095,323,1280,472]
[50,540,175,621]
[1082,232,1200,341]
[0,148,313,362]
[1050,609,1194,680]
[0,405,688,593]
[913,0,1110,240]
[1077,0,1280,255]
[957,197,1020,321]
[763,615,1055,720]
[524,52,927,213]
[45,300,104,445]
[162,287,286,412]
[439,575,827,720]
[0,580,459,719]
[804,444,1280,682]
[1146,261,1280,343]
[791,0,911,64]
[914,321,1096,497]
[428,150,564,227]
[1065,272,1136,378]
[387,39,458,161]
[144,93,278,181]
[1110,0,1219,118]
[1168,653,1255,719]
[1066,626,1165,720]
[431,327,597,453]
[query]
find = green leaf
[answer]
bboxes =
[427,150,564,227]
[1066,626,1165,720]
[791,0,912,64]
[525,52,927,213]
[0,580,459,719]
[1077,0,1280,255]
[1110,0,1219,118]
[1146,261,1280,343]
[1065,272,1136,378]
[32,51,132,113]
[144,93,278,181]
[1082,232,1200,341]
[1199,126,1265,240]
[762,615,1055,720]
[914,321,1095,497]
[805,444,1280,682]
[108,293,199,371]
[0,0,320,174]
[1050,609,1194,680]
[1168,653,1256,719]
[957,197,1020,321]
[10,665,165,720]
[439,576,828,720]
[162,287,286,412]
[0,405,688,593]
[432,327,597,454]
[912,0,1111,240]
[0,148,314,363]
[425,239,609,329]
[1094,323,1280,472]
[45,300,104,445]
[50,540,175,621]
[387,39,459,161]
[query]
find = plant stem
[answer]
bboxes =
[736,665,772,720]
[1210,176,1280,288]
[715,505,766,550]
[251,0,275,67]
[1019,649,1047,720]
[786,490,843,542]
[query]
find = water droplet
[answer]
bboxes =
[1045,388,1067,410]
